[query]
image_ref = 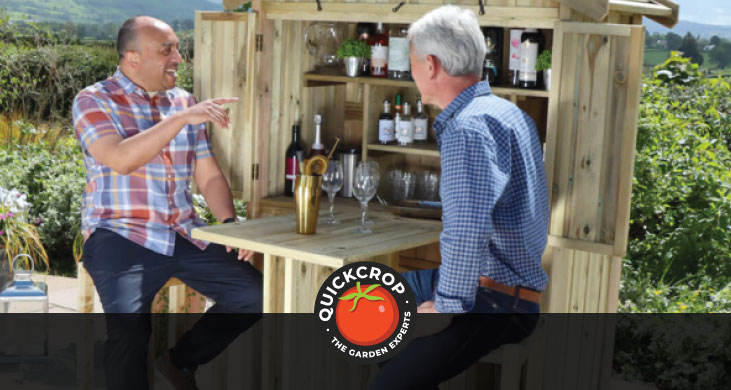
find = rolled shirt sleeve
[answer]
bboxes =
[435,123,510,313]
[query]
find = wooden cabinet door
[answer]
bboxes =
[194,11,260,216]
[543,21,645,313]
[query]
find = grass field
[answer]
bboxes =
[643,48,731,77]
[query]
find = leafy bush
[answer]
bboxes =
[614,314,731,390]
[624,53,731,298]
[0,43,118,123]
[0,136,86,274]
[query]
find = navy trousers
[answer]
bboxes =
[82,228,262,390]
[370,268,540,389]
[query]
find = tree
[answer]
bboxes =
[711,35,722,46]
[666,32,682,51]
[678,32,704,66]
[710,41,731,69]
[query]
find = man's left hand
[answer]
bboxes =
[226,246,255,262]
[417,301,438,313]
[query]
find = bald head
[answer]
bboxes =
[117,16,173,60]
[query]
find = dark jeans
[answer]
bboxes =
[82,228,262,390]
[370,269,540,390]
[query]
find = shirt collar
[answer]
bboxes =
[433,81,492,135]
[113,67,175,100]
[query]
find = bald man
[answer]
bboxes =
[73,16,261,390]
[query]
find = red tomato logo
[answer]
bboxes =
[335,282,399,346]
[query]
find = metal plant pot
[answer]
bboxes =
[544,69,552,92]
[345,57,362,77]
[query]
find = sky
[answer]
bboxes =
[661,0,729,25]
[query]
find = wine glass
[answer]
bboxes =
[352,161,380,234]
[321,160,344,225]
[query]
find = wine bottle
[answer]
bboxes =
[309,113,326,158]
[378,100,395,144]
[284,124,303,197]
[388,25,411,80]
[413,99,428,143]
[397,102,413,146]
[508,29,524,87]
[519,29,543,89]
[357,23,375,75]
[369,23,389,78]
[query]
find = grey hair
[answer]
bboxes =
[408,5,486,78]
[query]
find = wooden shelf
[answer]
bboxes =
[367,143,440,158]
[304,72,550,98]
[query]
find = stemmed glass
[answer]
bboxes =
[352,161,380,234]
[322,160,344,225]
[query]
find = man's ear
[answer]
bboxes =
[124,51,141,68]
[426,55,439,79]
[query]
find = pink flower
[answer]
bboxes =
[0,230,3,236]
[7,212,13,218]
[0,214,5,220]
[35,217,42,225]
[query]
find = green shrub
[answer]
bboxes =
[614,314,731,390]
[625,54,731,295]
[0,136,85,274]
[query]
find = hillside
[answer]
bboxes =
[2,0,223,24]
[645,19,731,40]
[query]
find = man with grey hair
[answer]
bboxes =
[371,6,549,388]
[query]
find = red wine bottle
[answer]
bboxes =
[284,124,303,197]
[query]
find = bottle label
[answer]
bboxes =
[379,119,395,142]
[519,40,539,83]
[412,119,428,141]
[370,46,388,68]
[286,157,300,181]
[509,30,523,71]
[398,120,413,144]
[388,37,410,72]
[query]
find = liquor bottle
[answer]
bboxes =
[508,29,524,87]
[284,124,303,197]
[519,29,544,89]
[378,100,395,144]
[357,23,375,75]
[412,99,428,143]
[394,93,403,115]
[388,25,411,80]
[309,113,326,158]
[369,23,389,78]
[397,102,413,146]
[482,27,502,85]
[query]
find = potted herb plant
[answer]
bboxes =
[337,38,371,77]
[536,49,552,91]
[0,187,48,289]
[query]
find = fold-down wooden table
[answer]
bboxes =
[191,210,441,312]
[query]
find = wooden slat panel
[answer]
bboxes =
[194,13,259,203]
[556,0,609,20]
[262,2,560,28]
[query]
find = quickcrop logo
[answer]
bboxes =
[314,262,417,363]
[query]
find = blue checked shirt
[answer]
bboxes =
[433,81,549,313]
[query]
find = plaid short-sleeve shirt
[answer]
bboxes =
[72,68,213,256]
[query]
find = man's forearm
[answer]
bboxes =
[113,112,189,174]
[199,174,236,222]
[89,112,189,175]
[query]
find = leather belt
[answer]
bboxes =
[479,276,541,304]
